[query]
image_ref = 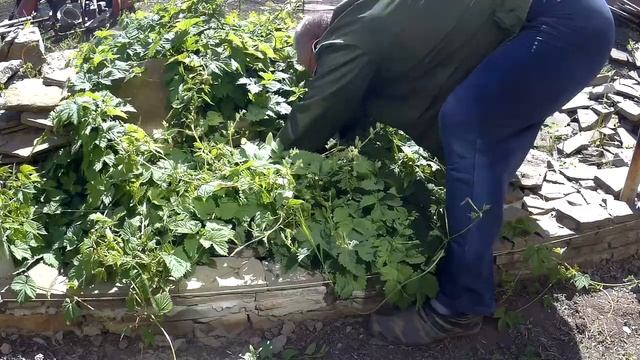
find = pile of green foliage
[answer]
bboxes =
[0,0,447,320]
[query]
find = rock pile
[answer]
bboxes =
[506,46,640,237]
[0,26,75,164]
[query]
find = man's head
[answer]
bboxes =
[294,13,331,72]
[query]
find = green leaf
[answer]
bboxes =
[63,298,81,322]
[161,254,191,279]
[151,292,173,315]
[214,199,240,220]
[334,273,365,299]
[10,242,32,261]
[573,272,592,290]
[170,219,202,234]
[338,250,366,276]
[42,253,60,269]
[494,307,523,331]
[206,111,224,126]
[200,222,234,256]
[11,275,37,304]
[281,349,298,360]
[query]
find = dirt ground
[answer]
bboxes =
[0,258,638,360]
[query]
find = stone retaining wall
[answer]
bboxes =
[0,216,637,342]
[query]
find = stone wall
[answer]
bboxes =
[0,213,637,343]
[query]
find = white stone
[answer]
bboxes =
[557,131,597,155]
[613,80,640,98]
[20,112,52,130]
[593,104,615,116]
[604,147,633,167]
[0,343,11,355]
[42,50,76,77]
[545,171,570,184]
[564,192,587,206]
[617,127,636,148]
[43,68,76,87]
[544,112,572,128]
[594,167,633,196]
[589,83,616,99]
[523,195,551,215]
[559,164,597,181]
[590,72,613,86]
[579,180,597,190]
[555,203,612,231]
[580,188,604,205]
[537,182,576,200]
[617,100,640,122]
[0,60,22,84]
[1,79,65,111]
[605,199,637,223]
[532,213,574,238]
[516,149,551,188]
[7,27,45,69]
[611,48,633,63]
[178,258,266,292]
[561,92,596,112]
[577,109,600,131]
[26,263,67,295]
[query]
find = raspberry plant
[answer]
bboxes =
[1,0,448,324]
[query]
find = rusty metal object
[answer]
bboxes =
[620,128,640,204]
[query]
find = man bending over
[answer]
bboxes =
[277,0,614,345]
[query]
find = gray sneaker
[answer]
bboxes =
[369,302,482,345]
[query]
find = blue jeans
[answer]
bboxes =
[435,0,614,316]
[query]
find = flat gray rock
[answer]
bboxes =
[578,180,597,190]
[577,108,600,131]
[6,27,45,69]
[613,80,640,99]
[544,112,572,128]
[0,127,65,158]
[592,104,615,116]
[20,112,52,130]
[589,83,615,99]
[42,68,76,87]
[611,48,633,64]
[1,79,65,111]
[594,167,630,196]
[537,182,576,200]
[0,110,20,130]
[545,171,570,184]
[561,92,596,112]
[559,164,597,181]
[604,198,637,223]
[616,100,640,122]
[604,147,633,167]
[616,127,636,148]
[557,131,597,155]
[0,60,22,84]
[579,188,604,205]
[555,203,613,231]
[590,72,614,86]
[564,192,588,206]
[523,195,552,215]
[516,149,551,188]
[533,213,575,238]
[42,50,77,77]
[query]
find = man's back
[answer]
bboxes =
[278,0,531,157]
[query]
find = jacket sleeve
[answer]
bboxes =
[277,41,374,152]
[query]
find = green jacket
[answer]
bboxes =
[277,0,532,158]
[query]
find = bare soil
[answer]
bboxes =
[0,258,638,360]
